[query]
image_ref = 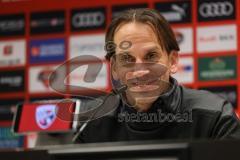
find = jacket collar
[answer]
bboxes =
[153,77,182,114]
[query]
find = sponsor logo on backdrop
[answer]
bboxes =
[71,7,106,31]
[0,127,24,149]
[29,38,65,64]
[0,70,25,93]
[30,11,65,35]
[172,57,193,84]
[35,104,57,129]
[197,25,236,53]
[0,99,23,121]
[198,56,236,81]
[38,69,56,88]
[200,86,237,108]
[0,13,25,36]
[173,27,193,54]
[29,66,66,93]
[0,40,26,67]
[3,45,13,55]
[69,62,108,91]
[154,0,191,23]
[70,34,105,59]
[198,0,235,22]
[175,31,184,44]
[111,3,148,19]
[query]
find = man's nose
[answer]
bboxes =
[126,70,150,80]
[133,58,147,71]
[135,57,144,64]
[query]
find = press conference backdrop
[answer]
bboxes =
[0,0,239,149]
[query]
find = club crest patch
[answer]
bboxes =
[35,104,57,129]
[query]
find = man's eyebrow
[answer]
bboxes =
[144,46,162,53]
[117,51,131,55]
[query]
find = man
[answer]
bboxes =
[75,8,240,143]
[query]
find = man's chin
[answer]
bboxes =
[128,84,159,92]
[133,96,160,112]
[125,91,160,111]
[127,87,163,99]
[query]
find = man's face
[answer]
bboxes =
[111,22,178,111]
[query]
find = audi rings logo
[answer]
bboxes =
[200,2,233,17]
[198,0,235,21]
[72,12,105,28]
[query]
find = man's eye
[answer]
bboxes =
[119,55,135,63]
[145,52,160,61]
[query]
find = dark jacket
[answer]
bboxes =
[76,78,240,143]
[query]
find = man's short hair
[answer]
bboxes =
[105,8,180,61]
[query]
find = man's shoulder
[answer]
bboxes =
[180,86,227,112]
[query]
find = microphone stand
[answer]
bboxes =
[72,85,127,143]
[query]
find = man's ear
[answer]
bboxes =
[169,50,179,74]
[110,57,119,80]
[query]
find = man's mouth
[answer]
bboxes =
[128,78,160,92]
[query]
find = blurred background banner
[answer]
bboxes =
[0,0,239,148]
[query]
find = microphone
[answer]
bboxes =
[72,85,128,143]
